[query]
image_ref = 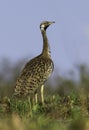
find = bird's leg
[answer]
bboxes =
[28,96,32,117]
[28,96,32,109]
[41,85,44,105]
[34,90,38,104]
[35,93,38,104]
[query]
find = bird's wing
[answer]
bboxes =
[14,56,54,97]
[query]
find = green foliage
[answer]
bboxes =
[0,92,89,130]
[0,59,89,129]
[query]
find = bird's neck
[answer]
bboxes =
[41,29,51,57]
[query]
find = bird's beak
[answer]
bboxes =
[49,21,55,25]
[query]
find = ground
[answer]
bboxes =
[0,91,89,130]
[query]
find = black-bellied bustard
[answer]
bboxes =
[14,21,55,105]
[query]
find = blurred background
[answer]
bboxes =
[0,0,89,98]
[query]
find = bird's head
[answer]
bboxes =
[40,21,55,31]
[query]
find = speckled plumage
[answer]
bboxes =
[14,21,54,98]
[14,55,54,97]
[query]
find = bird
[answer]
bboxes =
[13,21,55,105]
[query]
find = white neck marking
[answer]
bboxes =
[41,24,45,31]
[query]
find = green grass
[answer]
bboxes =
[0,92,89,130]
[0,58,89,129]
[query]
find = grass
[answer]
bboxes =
[0,58,89,129]
[0,91,89,130]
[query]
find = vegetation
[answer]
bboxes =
[0,59,89,130]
